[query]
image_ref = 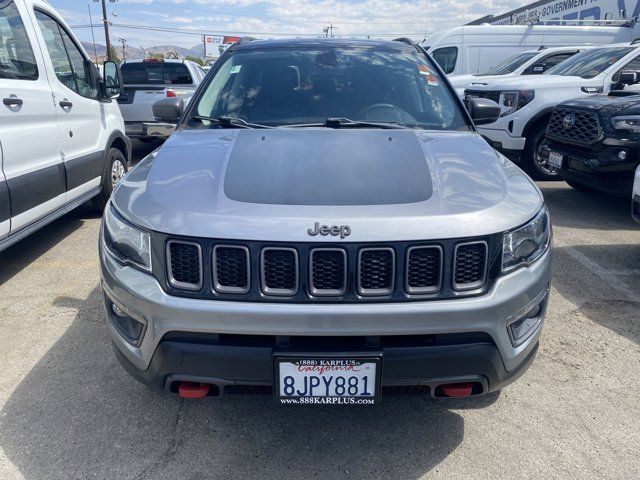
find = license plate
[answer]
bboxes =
[275,356,380,405]
[548,151,564,169]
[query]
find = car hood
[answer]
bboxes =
[560,93,640,116]
[112,129,542,242]
[465,75,587,91]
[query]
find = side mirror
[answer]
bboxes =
[467,97,501,125]
[102,60,123,99]
[152,97,184,123]
[619,70,640,85]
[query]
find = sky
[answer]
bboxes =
[48,0,518,49]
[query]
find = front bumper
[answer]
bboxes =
[541,140,640,196]
[100,243,552,395]
[125,121,176,139]
[477,126,526,159]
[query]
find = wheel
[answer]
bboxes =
[92,147,127,212]
[564,177,595,193]
[521,124,560,181]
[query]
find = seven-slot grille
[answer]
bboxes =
[546,107,601,145]
[453,242,487,291]
[164,238,493,301]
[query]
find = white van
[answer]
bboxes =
[0,0,129,252]
[424,24,636,76]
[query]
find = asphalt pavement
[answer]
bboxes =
[0,142,638,479]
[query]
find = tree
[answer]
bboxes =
[108,45,120,63]
[184,55,204,66]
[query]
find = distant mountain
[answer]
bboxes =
[80,41,203,61]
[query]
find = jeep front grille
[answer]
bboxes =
[213,245,250,293]
[406,246,442,294]
[261,247,298,295]
[453,241,487,291]
[358,248,395,295]
[166,241,202,290]
[162,235,499,302]
[546,107,601,145]
[309,248,347,296]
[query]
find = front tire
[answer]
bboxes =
[92,147,127,212]
[522,125,559,181]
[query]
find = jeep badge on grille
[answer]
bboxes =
[307,222,351,239]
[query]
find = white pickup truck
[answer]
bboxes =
[464,43,640,179]
[117,58,205,141]
[449,46,585,98]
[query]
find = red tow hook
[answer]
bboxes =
[178,382,210,399]
[441,383,473,398]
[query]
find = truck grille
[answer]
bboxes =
[546,107,601,145]
[163,236,497,302]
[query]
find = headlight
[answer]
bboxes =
[500,90,535,117]
[611,116,640,133]
[502,207,551,272]
[103,204,152,272]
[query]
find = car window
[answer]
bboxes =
[193,46,470,131]
[431,46,457,74]
[477,51,538,76]
[121,61,193,85]
[34,10,95,98]
[546,47,634,79]
[0,1,38,80]
[542,52,576,69]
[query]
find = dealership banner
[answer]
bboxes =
[490,0,640,24]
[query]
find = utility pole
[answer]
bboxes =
[94,0,112,61]
[118,37,127,61]
[87,4,98,64]
[323,23,337,38]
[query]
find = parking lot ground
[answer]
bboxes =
[1,172,639,479]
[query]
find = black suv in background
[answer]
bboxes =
[540,92,640,196]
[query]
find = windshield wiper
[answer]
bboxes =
[283,117,408,129]
[191,115,272,129]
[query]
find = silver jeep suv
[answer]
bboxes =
[100,38,552,404]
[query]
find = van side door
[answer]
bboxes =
[32,8,104,201]
[0,0,64,234]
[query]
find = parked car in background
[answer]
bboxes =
[117,58,204,141]
[540,93,640,196]
[633,165,640,222]
[449,46,587,98]
[423,24,634,76]
[0,0,129,253]
[101,38,552,403]
[464,43,640,180]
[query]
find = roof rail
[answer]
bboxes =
[517,17,638,27]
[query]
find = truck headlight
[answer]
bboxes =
[611,116,640,133]
[500,90,535,117]
[103,204,152,272]
[502,207,551,272]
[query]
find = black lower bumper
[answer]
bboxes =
[542,140,639,196]
[113,333,538,397]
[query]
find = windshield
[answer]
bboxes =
[477,51,538,76]
[546,47,634,79]
[191,46,470,130]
